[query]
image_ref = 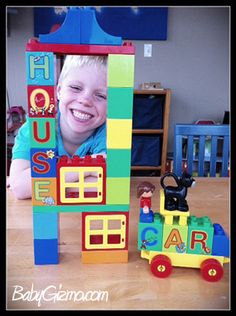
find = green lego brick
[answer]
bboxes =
[106,177,131,204]
[108,54,135,87]
[187,216,214,255]
[107,149,131,177]
[107,87,134,119]
[33,204,130,213]
[138,213,164,251]
[33,206,58,213]
[29,118,56,148]
[162,217,188,253]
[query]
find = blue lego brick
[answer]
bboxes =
[26,52,55,86]
[31,148,57,178]
[33,212,59,239]
[212,223,230,257]
[34,239,59,265]
[138,213,164,251]
[39,7,121,45]
[139,209,154,223]
[80,8,122,45]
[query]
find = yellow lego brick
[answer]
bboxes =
[159,189,190,226]
[107,119,132,149]
[141,250,226,268]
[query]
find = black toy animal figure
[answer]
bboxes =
[160,171,195,212]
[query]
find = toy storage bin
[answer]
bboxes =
[131,134,161,166]
[132,94,164,129]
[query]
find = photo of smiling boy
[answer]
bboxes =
[9,55,108,200]
[57,55,107,157]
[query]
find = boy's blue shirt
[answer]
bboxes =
[12,112,107,160]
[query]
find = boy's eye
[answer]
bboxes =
[96,94,107,100]
[70,85,82,91]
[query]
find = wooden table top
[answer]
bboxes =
[7,177,230,310]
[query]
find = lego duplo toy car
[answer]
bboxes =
[137,172,230,282]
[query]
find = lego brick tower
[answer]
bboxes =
[26,7,135,265]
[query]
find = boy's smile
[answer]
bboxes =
[71,109,94,122]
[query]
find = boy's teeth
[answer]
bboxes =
[72,109,92,120]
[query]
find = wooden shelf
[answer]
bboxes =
[131,166,161,171]
[131,89,171,176]
[132,129,163,134]
[134,89,168,94]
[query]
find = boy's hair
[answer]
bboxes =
[58,55,107,85]
[137,182,156,198]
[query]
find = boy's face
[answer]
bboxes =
[57,64,107,135]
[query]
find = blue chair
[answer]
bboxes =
[173,124,230,177]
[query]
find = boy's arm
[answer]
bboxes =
[8,156,106,198]
[9,159,32,199]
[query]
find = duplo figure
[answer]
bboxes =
[137,181,156,223]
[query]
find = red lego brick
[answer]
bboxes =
[26,38,135,55]
[28,85,57,118]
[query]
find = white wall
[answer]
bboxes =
[7,7,34,111]
[7,6,230,152]
[133,7,230,151]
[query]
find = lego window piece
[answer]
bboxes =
[59,166,104,204]
[85,214,126,249]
